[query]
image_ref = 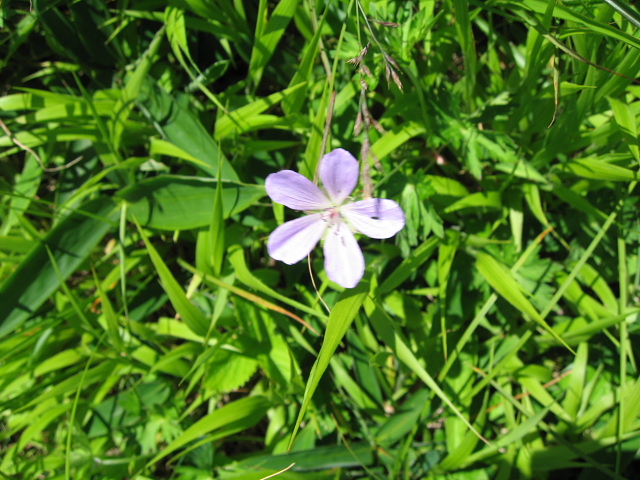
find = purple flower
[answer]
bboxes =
[265,148,405,288]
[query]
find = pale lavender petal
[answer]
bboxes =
[266,170,331,211]
[268,214,328,264]
[341,198,405,239]
[319,148,359,205]
[323,221,365,288]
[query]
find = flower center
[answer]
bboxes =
[321,207,341,224]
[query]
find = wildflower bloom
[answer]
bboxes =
[265,148,405,288]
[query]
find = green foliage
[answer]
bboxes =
[1,0,639,479]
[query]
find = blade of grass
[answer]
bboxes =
[0,197,118,338]
[288,280,370,449]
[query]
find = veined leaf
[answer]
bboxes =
[117,176,265,231]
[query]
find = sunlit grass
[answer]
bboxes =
[0,1,639,479]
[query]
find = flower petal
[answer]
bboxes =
[266,170,331,211]
[268,214,328,265]
[341,198,405,239]
[319,148,359,205]
[323,221,365,288]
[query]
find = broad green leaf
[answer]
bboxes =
[329,356,378,410]
[32,348,83,377]
[505,189,524,252]
[149,138,215,172]
[0,125,101,149]
[139,81,238,180]
[0,90,78,111]
[202,348,258,394]
[523,183,550,226]
[438,398,488,470]
[12,99,115,124]
[562,342,588,420]
[519,377,573,423]
[597,376,640,439]
[577,262,618,312]
[426,175,469,197]
[0,197,118,338]
[117,176,265,231]
[375,389,429,446]
[0,236,36,253]
[130,344,191,378]
[550,182,606,220]
[1,154,42,235]
[494,160,547,183]
[538,313,632,345]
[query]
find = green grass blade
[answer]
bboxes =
[288,280,370,449]
[146,395,271,467]
[134,217,209,336]
[476,251,574,353]
[227,245,328,321]
[559,157,637,181]
[604,0,640,29]
[0,197,118,338]
[214,82,306,140]
[366,297,493,449]
[248,0,301,88]
[609,96,640,161]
